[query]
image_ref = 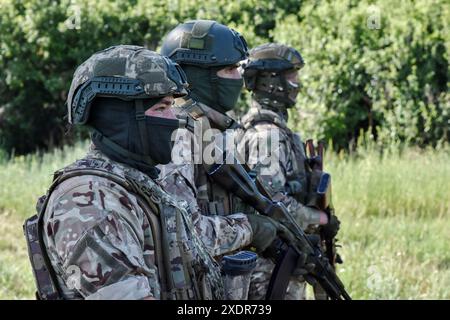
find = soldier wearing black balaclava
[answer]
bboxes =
[160,19,253,213]
[23,45,230,300]
[158,21,287,299]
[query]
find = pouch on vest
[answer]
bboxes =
[221,251,257,300]
[306,170,331,210]
[23,212,62,300]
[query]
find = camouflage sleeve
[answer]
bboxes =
[240,126,321,229]
[43,175,159,300]
[158,163,252,256]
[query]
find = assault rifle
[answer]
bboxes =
[305,140,342,267]
[208,162,351,300]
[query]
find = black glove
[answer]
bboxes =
[321,214,340,239]
[247,214,282,253]
[306,155,322,169]
[292,251,316,277]
[291,234,320,277]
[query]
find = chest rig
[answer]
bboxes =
[179,98,252,216]
[23,154,224,300]
[241,107,310,203]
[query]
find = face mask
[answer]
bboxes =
[143,116,180,164]
[253,71,300,112]
[216,77,244,112]
[183,66,213,106]
[88,98,180,177]
[184,66,243,114]
[285,78,300,107]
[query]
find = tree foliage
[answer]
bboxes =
[273,0,449,148]
[0,0,448,153]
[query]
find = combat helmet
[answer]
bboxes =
[160,20,248,68]
[66,45,189,168]
[160,20,249,113]
[67,44,188,125]
[242,43,304,108]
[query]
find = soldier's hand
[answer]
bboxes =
[307,155,322,170]
[321,214,340,239]
[292,251,316,277]
[247,214,282,253]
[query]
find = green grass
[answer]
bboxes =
[328,145,450,299]
[0,142,449,299]
[0,142,87,299]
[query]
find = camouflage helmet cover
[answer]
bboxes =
[244,43,304,74]
[67,45,188,124]
[242,43,305,108]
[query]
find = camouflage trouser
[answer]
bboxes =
[248,257,307,300]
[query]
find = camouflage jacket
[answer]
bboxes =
[157,98,253,255]
[178,98,252,216]
[238,102,321,230]
[40,145,224,300]
[158,120,253,256]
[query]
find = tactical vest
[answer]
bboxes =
[23,154,224,300]
[178,98,252,216]
[241,105,338,300]
[240,107,310,203]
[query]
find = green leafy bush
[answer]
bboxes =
[0,0,448,153]
[273,0,449,149]
[0,0,301,154]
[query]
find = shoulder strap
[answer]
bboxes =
[181,99,241,131]
[242,108,288,131]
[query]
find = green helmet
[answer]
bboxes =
[67,45,188,125]
[242,43,304,108]
[160,20,248,68]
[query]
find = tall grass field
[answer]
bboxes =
[0,142,449,299]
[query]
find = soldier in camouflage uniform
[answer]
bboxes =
[161,20,282,255]
[238,43,341,299]
[23,45,271,300]
[158,21,289,298]
[159,20,251,217]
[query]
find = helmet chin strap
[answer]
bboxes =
[90,127,156,166]
[89,127,160,179]
[210,68,220,109]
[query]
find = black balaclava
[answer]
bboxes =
[183,65,243,114]
[88,97,180,178]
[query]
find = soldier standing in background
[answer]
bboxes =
[238,43,341,299]
[158,21,288,298]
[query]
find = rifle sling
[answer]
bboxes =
[265,246,299,300]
